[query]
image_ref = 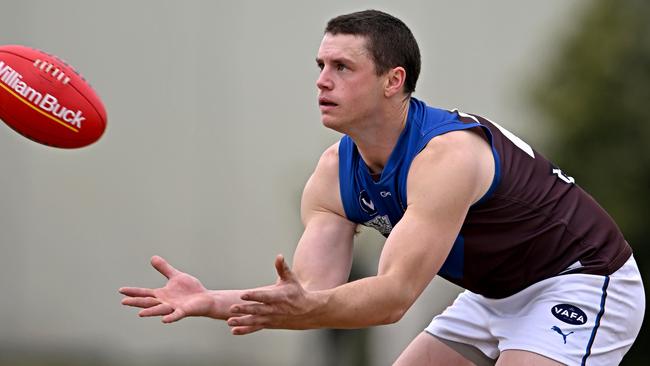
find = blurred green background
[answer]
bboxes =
[0,0,646,365]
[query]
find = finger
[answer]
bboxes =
[231,325,264,336]
[150,255,181,279]
[240,289,280,304]
[274,254,293,282]
[118,287,155,297]
[162,308,187,323]
[121,297,161,308]
[227,315,269,328]
[230,303,275,316]
[138,303,174,317]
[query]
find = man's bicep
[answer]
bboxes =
[293,212,357,290]
[375,207,462,307]
[292,143,357,291]
[376,131,492,304]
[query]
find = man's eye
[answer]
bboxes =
[336,63,347,71]
[317,63,324,71]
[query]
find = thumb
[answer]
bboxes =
[151,255,181,280]
[162,307,187,323]
[274,254,293,282]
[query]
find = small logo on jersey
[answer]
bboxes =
[551,304,587,325]
[363,215,393,235]
[551,326,574,344]
[380,191,391,198]
[359,190,377,216]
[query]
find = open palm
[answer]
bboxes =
[119,256,215,323]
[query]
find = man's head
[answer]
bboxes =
[324,10,421,94]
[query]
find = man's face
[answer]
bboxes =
[316,33,386,133]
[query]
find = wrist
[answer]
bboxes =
[206,290,230,320]
[303,290,330,328]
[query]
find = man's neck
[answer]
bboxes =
[351,96,410,175]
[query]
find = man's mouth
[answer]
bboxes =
[319,97,338,107]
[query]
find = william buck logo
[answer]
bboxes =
[0,60,85,130]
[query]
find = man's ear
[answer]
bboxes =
[384,67,406,97]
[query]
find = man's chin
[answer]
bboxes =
[320,116,344,133]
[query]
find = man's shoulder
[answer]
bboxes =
[419,128,486,155]
[322,141,340,158]
[409,129,496,205]
[313,140,345,174]
[302,141,349,220]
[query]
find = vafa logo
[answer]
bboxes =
[551,304,587,325]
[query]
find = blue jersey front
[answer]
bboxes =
[338,97,492,280]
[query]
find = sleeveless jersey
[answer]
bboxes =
[338,97,632,298]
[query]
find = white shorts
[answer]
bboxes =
[425,255,645,366]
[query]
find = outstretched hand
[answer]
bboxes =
[119,256,216,323]
[227,254,322,335]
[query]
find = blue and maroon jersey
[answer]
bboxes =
[338,97,631,298]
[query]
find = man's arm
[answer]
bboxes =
[119,256,276,323]
[227,129,495,333]
[119,143,357,323]
[292,142,357,291]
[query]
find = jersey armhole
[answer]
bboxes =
[473,125,501,206]
[337,136,357,221]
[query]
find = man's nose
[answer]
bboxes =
[316,69,333,90]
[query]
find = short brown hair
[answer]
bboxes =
[325,10,421,94]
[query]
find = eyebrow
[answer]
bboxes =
[315,56,356,65]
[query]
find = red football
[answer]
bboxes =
[0,45,106,148]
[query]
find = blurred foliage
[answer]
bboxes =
[532,0,650,245]
[530,0,650,364]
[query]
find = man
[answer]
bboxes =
[120,10,644,365]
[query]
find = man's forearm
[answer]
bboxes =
[306,275,414,329]
[209,286,276,320]
[227,256,423,334]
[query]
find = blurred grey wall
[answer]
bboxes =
[0,1,587,365]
